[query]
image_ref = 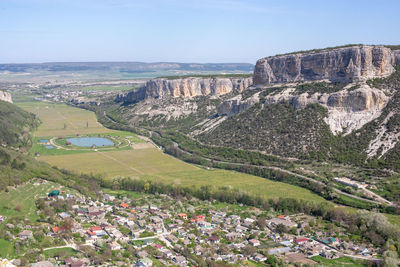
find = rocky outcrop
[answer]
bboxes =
[393,50,400,65]
[217,83,388,135]
[119,77,252,104]
[254,45,396,85]
[0,91,12,103]
[265,84,388,135]
[217,92,260,116]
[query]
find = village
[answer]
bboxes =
[0,181,380,266]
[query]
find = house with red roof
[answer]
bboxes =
[295,238,309,244]
[177,213,187,220]
[51,226,66,233]
[120,203,130,208]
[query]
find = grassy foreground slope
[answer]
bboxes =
[19,101,327,203]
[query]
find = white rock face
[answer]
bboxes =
[218,83,388,135]
[254,45,396,85]
[120,77,253,103]
[323,85,388,134]
[393,50,400,65]
[0,91,12,103]
[217,92,260,116]
[366,112,400,158]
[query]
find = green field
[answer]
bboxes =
[0,239,14,258]
[43,247,78,258]
[41,148,326,201]
[16,101,119,137]
[18,101,327,202]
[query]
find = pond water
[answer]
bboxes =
[66,137,114,147]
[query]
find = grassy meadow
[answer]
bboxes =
[16,101,119,137]
[0,180,78,222]
[18,101,328,203]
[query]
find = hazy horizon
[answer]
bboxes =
[1,0,399,64]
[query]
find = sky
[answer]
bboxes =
[0,0,399,64]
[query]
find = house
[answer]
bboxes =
[51,226,66,234]
[19,230,33,240]
[249,239,260,247]
[108,241,121,250]
[253,253,267,262]
[208,236,220,244]
[193,215,205,222]
[226,232,241,241]
[48,190,60,197]
[322,237,339,246]
[90,226,102,232]
[120,203,130,209]
[166,234,178,243]
[160,249,173,258]
[295,238,309,245]
[177,213,187,220]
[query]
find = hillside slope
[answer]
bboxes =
[0,101,100,195]
[0,100,37,149]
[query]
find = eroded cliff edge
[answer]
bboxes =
[118,77,253,104]
[253,45,397,85]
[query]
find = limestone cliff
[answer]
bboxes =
[393,50,400,65]
[217,84,388,135]
[119,77,252,104]
[0,91,12,103]
[253,45,396,85]
[217,93,260,116]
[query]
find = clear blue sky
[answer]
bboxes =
[0,0,399,63]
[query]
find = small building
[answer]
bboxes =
[295,238,309,245]
[120,203,130,209]
[108,241,121,250]
[177,213,187,220]
[51,226,66,234]
[48,190,60,197]
[208,236,220,244]
[19,230,33,240]
[249,239,260,247]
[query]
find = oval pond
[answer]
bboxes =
[66,137,114,147]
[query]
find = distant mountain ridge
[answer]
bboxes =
[0,62,254,73]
